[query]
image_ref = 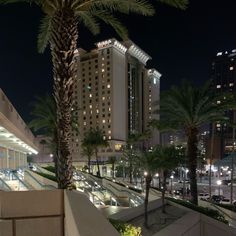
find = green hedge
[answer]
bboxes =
[166,197,228,224]
[109,219,141,236]
[217,203,236,212]
[42,166,56,174]
[34,171,57,182]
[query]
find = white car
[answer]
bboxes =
[198,193,210,201]
[219,198,231,205]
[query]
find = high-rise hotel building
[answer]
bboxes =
[211,50,236,158]
[72,39,161,165]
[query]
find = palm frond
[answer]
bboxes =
[0,0,32,4]
[37,15,52,53]
[157,0,188,10]
[76,11,100,35]
[93,10,128,39]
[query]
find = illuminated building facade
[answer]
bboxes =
[0,89,38,169]
[72,39,161,166]
[211,50,236,158]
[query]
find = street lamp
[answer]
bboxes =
[217,180,222,196]
[170,175,174,195]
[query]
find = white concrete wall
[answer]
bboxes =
[0,190,64,236]
[64,190,119,236]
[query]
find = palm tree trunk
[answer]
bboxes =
[162,170,167,213]
[187,128,199,205]
[50,7,78,189]
[95,149,100,176]
[129,162,133,183]
[88,156,91,174]
[144,174,152,228]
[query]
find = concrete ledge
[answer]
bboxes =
[15,216,63,236]
[110,198,163,221]
[0,190,63,218]
[64,190,119,236]
[156,212,200,236]
[0,219,13,236]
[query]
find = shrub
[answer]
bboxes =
[34,171,57,182]
[42,166,56,174]
[217,203,236,212]
[109,219,141,236]
[166,197,228,224]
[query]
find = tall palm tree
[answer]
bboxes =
[29,94,78,182]
[108,156,116,178]
[1,0,188,189]
[153,80,236,205]
[154,145,181,213]
[28,95,59,176]
[138,150,158,228]
[81,144,94,174]
[82,128,108,177]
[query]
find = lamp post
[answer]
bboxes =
[217,180,222,196]
[170,175,174,196]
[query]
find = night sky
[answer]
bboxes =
[0,0,236,122]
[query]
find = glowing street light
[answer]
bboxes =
[217,180,222,196]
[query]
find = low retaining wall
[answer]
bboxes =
[159,200,236,236]
[0,190,64,236]
[110,198,164,221]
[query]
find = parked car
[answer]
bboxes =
[219,198,231,205]
[211,195,225,203]
[198,193,210,201]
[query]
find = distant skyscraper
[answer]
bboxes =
[211,49,236,157]
[71,39,161,167]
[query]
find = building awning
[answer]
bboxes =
[0,126,38,154]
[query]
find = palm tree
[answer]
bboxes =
[81,144,94,174]
[1,0,188,189]
[138,150,158,228]
[29,94,78,183]
[28,95,59,177]
[82,128,108,177]
[154,145,181,213]
[153,80,236,205]
[108,156,117,178]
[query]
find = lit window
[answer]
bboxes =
[102,57,105,61]
[102,119,106,123]
[230,66,234,71]
[229,83,234,87]
[115,144,122,151]
[89,105,92,109]
[102,96,105,100]
[108,136,111,140]
[216,85,221,89]
[107,84,111,89]
[108,107,111,112]
[217,101,221,104]
[102,69,105,72]
[108,130,111,134]
[149,107,152,110]
[90,110,92,114]
[103,136,106,140]
[89,94,92,98]
[83,122,86,125]
[216,124,221,127]
[96,109,99,114]
[102,63,105,67]
[83,111,86,115]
